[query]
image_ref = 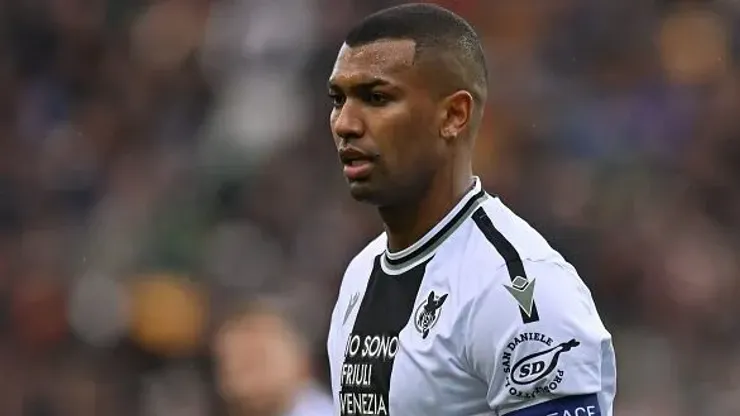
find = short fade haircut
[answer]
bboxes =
[344,3,488,106]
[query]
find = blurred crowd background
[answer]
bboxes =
[0,0,739,414]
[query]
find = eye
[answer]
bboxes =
[367,91,390,106]
[328,91,345,108]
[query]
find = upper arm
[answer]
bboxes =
[464,260,615,415]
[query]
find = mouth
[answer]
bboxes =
[344,158,372,167]
[338,146,377,181]
[342,158,374,181]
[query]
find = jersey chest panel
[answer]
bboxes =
[335,256,492,416]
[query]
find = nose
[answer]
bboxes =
[331,101,365,142]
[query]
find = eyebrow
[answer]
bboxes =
[327,78,391,92]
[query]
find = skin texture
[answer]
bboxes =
[328,39,478,251]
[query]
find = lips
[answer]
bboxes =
[343,159,374,180]
[339,147,375,180]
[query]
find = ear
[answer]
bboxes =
[439,90,474,142]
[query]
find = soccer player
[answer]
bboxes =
[325,3,616,416]
[214,299,334,416]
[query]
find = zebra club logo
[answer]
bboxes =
[414,291,448,339]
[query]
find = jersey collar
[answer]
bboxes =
[381,176,488,275]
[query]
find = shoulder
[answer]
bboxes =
[461,257,614,412]
[454,199,612,380]
[479,260,615,412]
[453,198,572,301]
[467,258,606,341]
[460,198,608,347]
[466,197,564,269]
[344,232,386,278]
[460,250,614,408]
[332,233,386,308]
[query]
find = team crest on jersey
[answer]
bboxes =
[501,332,580,399]
[414,291,448,339]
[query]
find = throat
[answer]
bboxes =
[380,177,476,253]
[379,203,427,253]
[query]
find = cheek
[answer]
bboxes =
[393,123,439,170]
[374,118,419,161]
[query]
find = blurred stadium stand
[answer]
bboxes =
[1,0,740,414]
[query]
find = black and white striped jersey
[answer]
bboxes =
[327,177,616,416]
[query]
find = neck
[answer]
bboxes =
[379,170,474,253]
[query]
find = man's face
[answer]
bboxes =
[328,39,444,206]
[214,315,303,415]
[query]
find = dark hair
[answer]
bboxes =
[345,3,488,103]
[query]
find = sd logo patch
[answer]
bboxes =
[502,332,580,399]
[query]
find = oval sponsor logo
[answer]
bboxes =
[511,339,580,385]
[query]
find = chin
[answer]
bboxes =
[347,181,383,205]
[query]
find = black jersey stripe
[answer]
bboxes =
[471,207,540,324]
[339,256,428,415]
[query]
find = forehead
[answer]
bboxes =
[329,39,418,87]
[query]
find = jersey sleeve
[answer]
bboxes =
[463,260,615,416]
